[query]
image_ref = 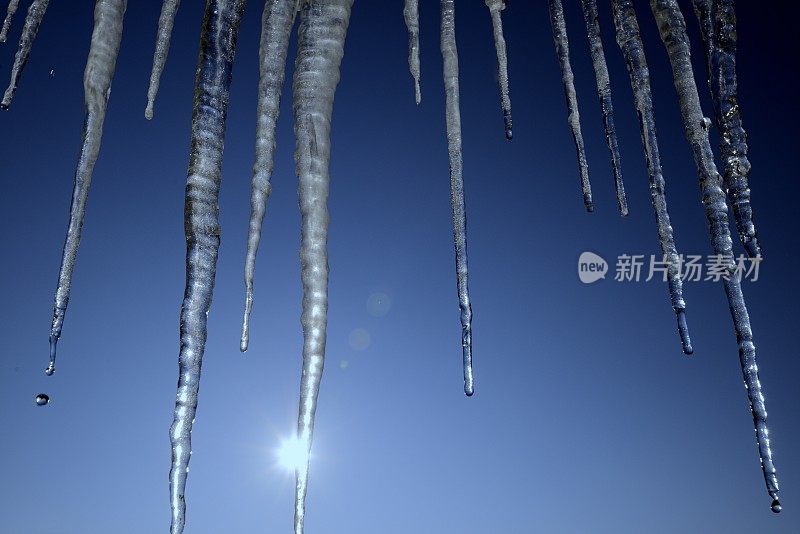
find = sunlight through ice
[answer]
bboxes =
[276,436,310,473]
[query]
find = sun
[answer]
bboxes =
[275,436,309,473]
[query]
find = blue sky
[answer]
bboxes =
[0,1,798,532]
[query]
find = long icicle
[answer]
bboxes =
[610,0,691,354]
[291,0,353,531]
[548,0,593,211]
[692,0,760,257]
[440,0,474,396]
[1,0,51,109]
[484,0,512,140]
[45,0,127,377]
[240,0,297,352]
[145,0,181,120]
[580,0,626,215]
[0,0,19,42]
[403,0,420,104]
[650,0,780,513]
[168,1,246,532]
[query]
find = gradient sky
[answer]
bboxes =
[1,1,798,533]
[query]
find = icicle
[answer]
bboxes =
[650,0,780,512]
[440,0,474,396]
[610,0,690,354]
[580,0,626,216]
[403,0,421,104]
[548,0,593,211]
[0,0,19,42]
[145,0,181,120]
[240,0,297,352]
[45,0,127,378]
[483,0,512,140]
[692,0,760,257]
[1,0,50,110]
[291,0,353,531]
[168,1,246,532]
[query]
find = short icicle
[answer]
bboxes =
[291,0,353,531]
[440,0,474,396]
[145,0,181,119]
[548,0,593,211]
[692,0,760,257]
[46,0,128,378]
[1,0,51,109]
[168,1,246,533]
[403,0,421,104]
[580,0,626,215]
[240,0,298,352]
[0,0,19,42]
[650,0,780,512]
[611,0,691,354]
[484,0,512,140]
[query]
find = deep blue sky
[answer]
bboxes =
[1,1,798,532]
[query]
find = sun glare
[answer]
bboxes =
[276,436,309,472]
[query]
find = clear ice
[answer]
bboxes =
[47,0,128,377]
[145,0,181,120]
[484,0,512,140]
[240,0,298,352]
[168,1,246,533]
[1,0,50,109]
[548,0,593,211]
[650,0,780,512]
[611,0,691,354]
[291,1,353,531]
[440,0,474,396]
[580,0,626,215]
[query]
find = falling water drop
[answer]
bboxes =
[35,393,49,406]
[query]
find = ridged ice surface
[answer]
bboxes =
[580,0,626,215]
[0,0,19,42]
[145,0,181,120]
[692,0,759,257]
[168,1,246,533]
[611,0,691,355]
[1,0,50,109]
[548,0,592,211]
[46,0,127,378]
[291,0,353,531]
[441,0,474,396]
[650,0,780,512]
[403,0,420,104]
[484,0,512,140]
[240,0,297,352]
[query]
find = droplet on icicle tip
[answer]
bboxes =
[35,393,49,406]
[44,362,55,376]
[771,499,782,513]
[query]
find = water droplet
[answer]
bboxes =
[44,363,55,376]
[35,393,50,406]
[771,499,782,513]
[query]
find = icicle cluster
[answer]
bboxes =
[168,1,246,533]
[1,0,50,109]
[548,0,592,211]
[649,0,779,512]
[403,0,421,104]
[484,0,512,139]
[291,1,353,530]
[579,0,626,215]
[0,0,20,42]
[145,0,181,120]
[440,0,474,397]
[240,0,297,352]
[46,0,128,377]
[611,0,690,354]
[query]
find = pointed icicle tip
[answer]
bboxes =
[676,309,692,355]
